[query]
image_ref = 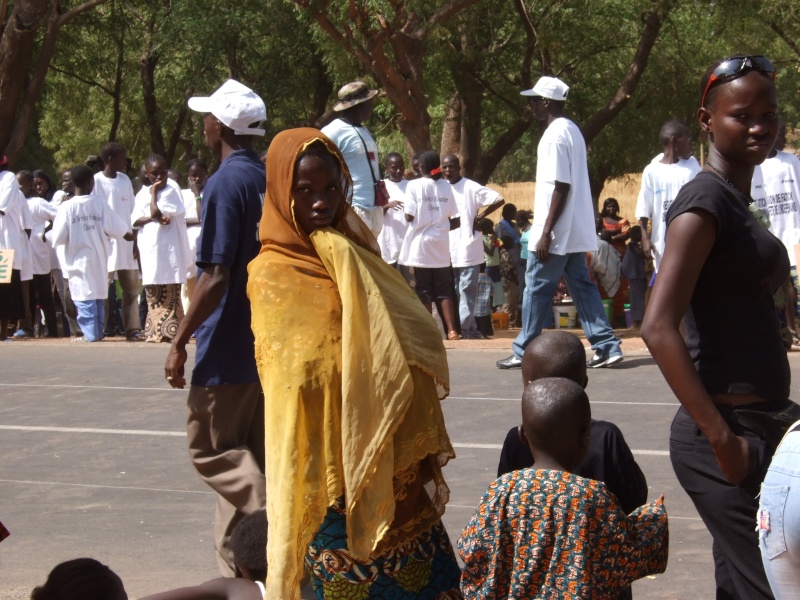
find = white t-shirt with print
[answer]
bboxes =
[529,118,597,256]
[51,194,130,301]
[26,197,58,275]
[635,156,701,270]
[751,151,800,265]
[94,171,138,272]
[0,170,23,269]
[449,177,503,268]
[398,177,458,268]
[132,179,191,286]
[377,179,409,263]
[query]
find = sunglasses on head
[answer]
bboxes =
[701,55,776,107]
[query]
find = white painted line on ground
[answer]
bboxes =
[0,425,670,456]
[0,478,213,495]
[0,383,183,392]
[449,396,677,406]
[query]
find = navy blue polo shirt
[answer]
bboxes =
[191,149,265,386]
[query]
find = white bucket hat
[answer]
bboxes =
[188,79,267,136]
[520,76,570,101]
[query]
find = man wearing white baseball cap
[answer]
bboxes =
[497,76,623,370]
[165,79,267,576]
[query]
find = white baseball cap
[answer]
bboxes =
[188,79,267,136]
[520,76,569,101]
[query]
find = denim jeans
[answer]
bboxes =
[74,299,105,341]
[454,265,480,337]
[759,425,800,599]
[512,251,620,358]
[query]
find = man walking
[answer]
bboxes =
[163,79,267,576]
[497,77,622,369]
[443,153,504,338]
[322,81,383,237]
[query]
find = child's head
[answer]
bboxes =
[628,225,642,242]
[479,217,494,236]
[383,152,404,182]
[501,203,517,221]
[31,558,127,600]
[167,168,183,187]
[599,229,613,243]
[99,142,127,174]
[186,158,208,191]
[417,150,441,179]
[231,509,268,584]
[69,165,95,196]
[515,209,532,228]
[521,377,591,472]
[60,170,74,194]
[17,170,33,197]
[521,330,587,388]
[145,154,167,185]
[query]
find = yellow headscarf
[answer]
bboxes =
[247,128,454,599]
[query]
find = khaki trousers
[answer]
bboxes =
[186,383,266,575]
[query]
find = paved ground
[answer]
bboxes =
[1,335,796,598]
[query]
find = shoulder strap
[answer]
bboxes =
[350,125,379,185]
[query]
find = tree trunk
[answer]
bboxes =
[139,13,165,157]
[455,66,483,178]
[165,90,191,167]
[108,1,125,141]
[473,118,531,185]
[0,0,51,158]
[439,91,461,158]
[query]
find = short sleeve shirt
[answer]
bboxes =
[398,177,458,268]
[751,151,800,264]
[666,171,790,400]
[448,178,503,267]
[192,149,265,386]
[321,118,379,209]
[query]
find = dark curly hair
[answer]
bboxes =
[31,558,126,600]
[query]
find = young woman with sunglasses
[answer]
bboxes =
[642,56,797,598]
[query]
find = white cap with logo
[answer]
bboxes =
[188,79,267,136]
[520,76,570,101]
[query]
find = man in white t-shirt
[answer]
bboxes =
[498,77,622,369]
[443,153,504,339]
[52,165,133,342]
[635,119,701,275]
[321,81,383,237]
[93,142,143,340]
[377,153,409,265]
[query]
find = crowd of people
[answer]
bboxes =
[2,53,800,600]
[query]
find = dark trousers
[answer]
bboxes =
[670,406,775,599]
[30,274,58,337]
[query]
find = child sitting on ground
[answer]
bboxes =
[459,377,668,598]
[497,330,648,514]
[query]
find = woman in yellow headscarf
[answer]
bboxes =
[247,128,461,599]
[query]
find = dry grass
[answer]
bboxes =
[487,173,644,223]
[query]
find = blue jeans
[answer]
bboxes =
[454,265,480,337]
[74,299,105,341]
[759,426,800,599]
[512,251,620,358]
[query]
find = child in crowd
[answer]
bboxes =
[181,157,208,313]
[398,150,461,339]
[31,558,127,600]
[621,225,647,328]
[377,152,408,268]
[499,235,519,327]
[460,377,669,598]
[51,165,133,342]
[480,218,504,311]
[497,330,648,514]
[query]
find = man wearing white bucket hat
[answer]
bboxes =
[164,79,267,575]
[497,76,623,370]
[322,81,384,237]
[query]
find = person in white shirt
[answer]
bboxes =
[93,142,144,340]
[635,119,701,276]
[180,158,207,313]
[498,77,622,369]
[51,165,133,342]
[377,153,409,266]
[13,182,34,337]
[442,153,504,339]
[47,169,81,336]
[132,154,191,343]
[321,81,383,237]
[0,155,25,340]
[398,150,462,339]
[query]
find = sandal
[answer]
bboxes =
[447,331,463,340]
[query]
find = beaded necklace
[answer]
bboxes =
[706,162,770,229]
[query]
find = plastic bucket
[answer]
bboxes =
[552,304,577,329]
[601,299,613,322]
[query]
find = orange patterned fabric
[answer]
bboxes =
[458,469,668,598]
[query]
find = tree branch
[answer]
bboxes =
[50,64,114,96]
[767,19,800,59]
[57,0,110,27]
